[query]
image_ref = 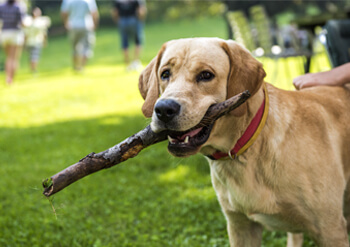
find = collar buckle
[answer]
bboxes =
[228,150,236,160]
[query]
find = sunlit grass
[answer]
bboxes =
[0,65,143,128]
[159,165,191,182]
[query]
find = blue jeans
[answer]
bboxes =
[119,16,143,49]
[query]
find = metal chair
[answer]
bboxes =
[226,6,313,88]
[249,5,312,87]
[226,10,256,53]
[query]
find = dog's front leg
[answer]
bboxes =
[286,233,303,247]
[225,211,263,247]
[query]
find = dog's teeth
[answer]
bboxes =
[184,136,190,144]
[168,135,176,144]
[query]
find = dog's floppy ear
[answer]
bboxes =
[138,45,166,118]
[221,40,266,116]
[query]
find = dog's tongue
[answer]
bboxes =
[178,127,203,140]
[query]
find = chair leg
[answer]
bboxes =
[304,55,311,73]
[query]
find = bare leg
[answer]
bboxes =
[123,48,129,65]
[4,45,21,84]
[134,45,141,61]
[82,56,88,69]
[30,61,38,72]
[73,55,83,71]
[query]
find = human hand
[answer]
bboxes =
[293,71,337,90]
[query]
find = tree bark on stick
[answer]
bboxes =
[42,91,250,197]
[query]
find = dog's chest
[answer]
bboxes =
[210,159,291,231]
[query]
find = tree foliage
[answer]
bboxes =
[31,0,350,32]
[146,1,225,22]
[33,0,225,28]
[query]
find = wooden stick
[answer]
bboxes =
[42,91,250,197]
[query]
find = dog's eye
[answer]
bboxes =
[161,70,171,81]
[197,71,214,82]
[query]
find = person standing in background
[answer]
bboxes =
[0,0,25,85]
[112,0,147,71]
[61,0,99,71]
[24,7,51,73]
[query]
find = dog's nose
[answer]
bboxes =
[154,99,181,123]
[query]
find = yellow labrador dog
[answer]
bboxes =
[138,37,350,247]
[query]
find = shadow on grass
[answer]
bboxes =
[0,112,230,247]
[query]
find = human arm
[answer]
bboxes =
[60,11,69,30]
[16,6,27,28]
[91,10,99,30]
[60,0,69,30]
[88,0,99,30]
[293,62,350,89]
[137,1,147,21]
[111,3,119,23]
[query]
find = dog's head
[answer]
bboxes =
[139,38,265,157]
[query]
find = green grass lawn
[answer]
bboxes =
[0,17,330,246]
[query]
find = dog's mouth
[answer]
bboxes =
[155,90,251,157]
[166,124,213,157]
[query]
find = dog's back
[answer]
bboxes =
[266,83,350,174]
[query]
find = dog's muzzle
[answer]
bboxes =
[152,91,251,157]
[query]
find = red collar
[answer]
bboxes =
[208,86,269,160]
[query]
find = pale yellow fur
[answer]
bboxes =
[139,38,350,247]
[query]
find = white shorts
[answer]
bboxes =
[1,30,25,46]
